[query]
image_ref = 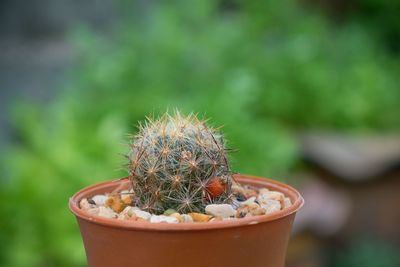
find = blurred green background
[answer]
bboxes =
[0,0,399,266]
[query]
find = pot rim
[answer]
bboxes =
[69,174,304,232]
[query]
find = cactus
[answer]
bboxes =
[127,112,233,214]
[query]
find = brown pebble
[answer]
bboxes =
[236,206,249,218]
[105,196,126,213]
[188,213,212,222]
[105,197,113,206]
[121,194,133,205]
[237,210,247,218]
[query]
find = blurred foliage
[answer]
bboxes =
[331,237,400,267]
[340,0,400,53]
[301,0,400,52]
[1,0,400,266]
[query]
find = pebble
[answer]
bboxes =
[209,217,223,222]
[250,207,266,216]
[80,185,292,223]
[105,196,126,213]
[231,199,240,209]
[247,203,266,216]
[244,188,258,198]
[236,202,266,217]
[232,183,246,195]
[118,206,134,220]
[91,195,108,206]
[236,207,248,218]
[150,215,179,223]
[238,196,256,207]
[181,214,194,223]
[257,191,284,206]
[98,206,118,218]
[121,194,133,205]
[258,188,270,194]
[169,213,183,223]
[188,213,212,222]
[284,197,292,208]
[260,199,281,214]
[163,209,177,216]
[131,209,152,221]
[205,204,236,218]
[127,208,136,217]
[80,198,95,210]
[87,207,100,215]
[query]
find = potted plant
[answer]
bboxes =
[69,111,304,267]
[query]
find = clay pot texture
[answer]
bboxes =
[69,174,304,267]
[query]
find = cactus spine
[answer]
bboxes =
[127,112,233,214]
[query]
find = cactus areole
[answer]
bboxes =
[127,112,234,214]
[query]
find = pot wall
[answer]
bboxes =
[70,175,303,267]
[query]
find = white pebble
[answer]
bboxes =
[132,209,152,221]
[259,188,270,194]
[257,191,284,205]
[238,196,256,207]
[80,198,95,210]
[97,206,118,218]
[150,215,179,223]
[284,197,292,208]
[91,195,108,206]
[205,204,236,218]
[260,199,281,214]
[118,206,133,220]
[181,214,194,223]
[87,207,99,215]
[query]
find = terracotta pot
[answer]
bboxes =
[69,174,304,267]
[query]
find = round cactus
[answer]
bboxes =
[127,112,233,214]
